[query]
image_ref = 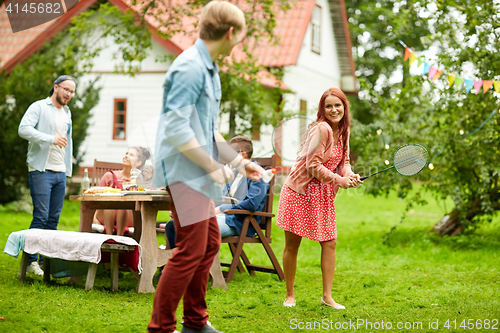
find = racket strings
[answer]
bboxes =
[394,146,427,176]
[296,123,318,159]
[273,117,319,161]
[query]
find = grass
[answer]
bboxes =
[0,187,499,332]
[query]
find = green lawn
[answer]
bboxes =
[0,187,499,332]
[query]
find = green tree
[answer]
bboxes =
[345,0,431,123]
[69,0,290,139]
[0,33,100,204]
[349,0,500,235]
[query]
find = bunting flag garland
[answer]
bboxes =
[495,81,500,93]
[422,63,431,76]
[400,40,500,96]
[409,53,418,65]
[448,74,456,87]
[397,40,499,171]
[464,79,474,93]
[404,47,411,61]
[474,80,483,94]
[483,81,494,93]
[433,70,442,82]
[428,66,437,80]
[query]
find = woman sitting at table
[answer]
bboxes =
[93,146,151,236]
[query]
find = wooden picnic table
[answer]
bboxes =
[69,193,231,293]
[69,193,172,293]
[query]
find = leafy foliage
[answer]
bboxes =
[347,0,500,233]
[0,33,100,204]
[219,59,285,139]
[68,1,154,75]
[345,0,431,123]
[69,0,290,138]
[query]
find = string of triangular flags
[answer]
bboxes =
[400,40,500,94]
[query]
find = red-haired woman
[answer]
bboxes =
[276,88,362,309]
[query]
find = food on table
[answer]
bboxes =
[83,187,121,194]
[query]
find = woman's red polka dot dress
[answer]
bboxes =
[276,140,343,241]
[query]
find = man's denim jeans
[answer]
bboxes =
[28,170,66,263]
[216,216,238,237]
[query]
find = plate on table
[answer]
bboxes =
[122,191,148,195]
[144,190,169,195]
[99,193,124,196]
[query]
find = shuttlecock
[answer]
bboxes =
[428,163,434,170]
[262,168,276,183]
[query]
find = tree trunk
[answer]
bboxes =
[228,103,237,140]
[429,208,464,236]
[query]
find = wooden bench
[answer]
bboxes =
[18,242,138,291]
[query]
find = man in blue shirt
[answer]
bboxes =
[18,75,75,277]
[148,2,264,333]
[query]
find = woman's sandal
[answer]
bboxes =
[321,297,345,309]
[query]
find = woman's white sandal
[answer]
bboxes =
[321,297,345,309]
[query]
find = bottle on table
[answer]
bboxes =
[81,168,90,194]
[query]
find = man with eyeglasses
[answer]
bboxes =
[18,75,76,276]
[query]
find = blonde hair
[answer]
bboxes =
[199,1,245,40]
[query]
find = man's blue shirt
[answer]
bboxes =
[153,39,222,200]
[218,166,269,237]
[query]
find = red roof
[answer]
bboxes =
[0,9,51,68]
[251,0,316,67]
[0,0,355,87]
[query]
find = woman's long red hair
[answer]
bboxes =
[316,88,351,166]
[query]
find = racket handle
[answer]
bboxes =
[360,176,368,181]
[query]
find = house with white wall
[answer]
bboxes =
[0,0,357,171]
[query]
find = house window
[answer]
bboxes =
[113,99,127,140]
[311,5,321,54]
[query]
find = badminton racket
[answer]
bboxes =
[209,116,321,185]
[237,115,321,165]
[236,115,321,179]
[360,144,428,180]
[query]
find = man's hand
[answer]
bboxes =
[53,136,67,148]
[238,160,264,181]
[209,164,235,185]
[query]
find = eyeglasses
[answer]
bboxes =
[58,86,75,97]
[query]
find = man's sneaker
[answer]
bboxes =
[180,323,221,333]
[27,262,44,276]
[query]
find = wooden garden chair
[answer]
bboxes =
[91,159,123,187]
[220,154,285,282]
[90,159,141,239]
